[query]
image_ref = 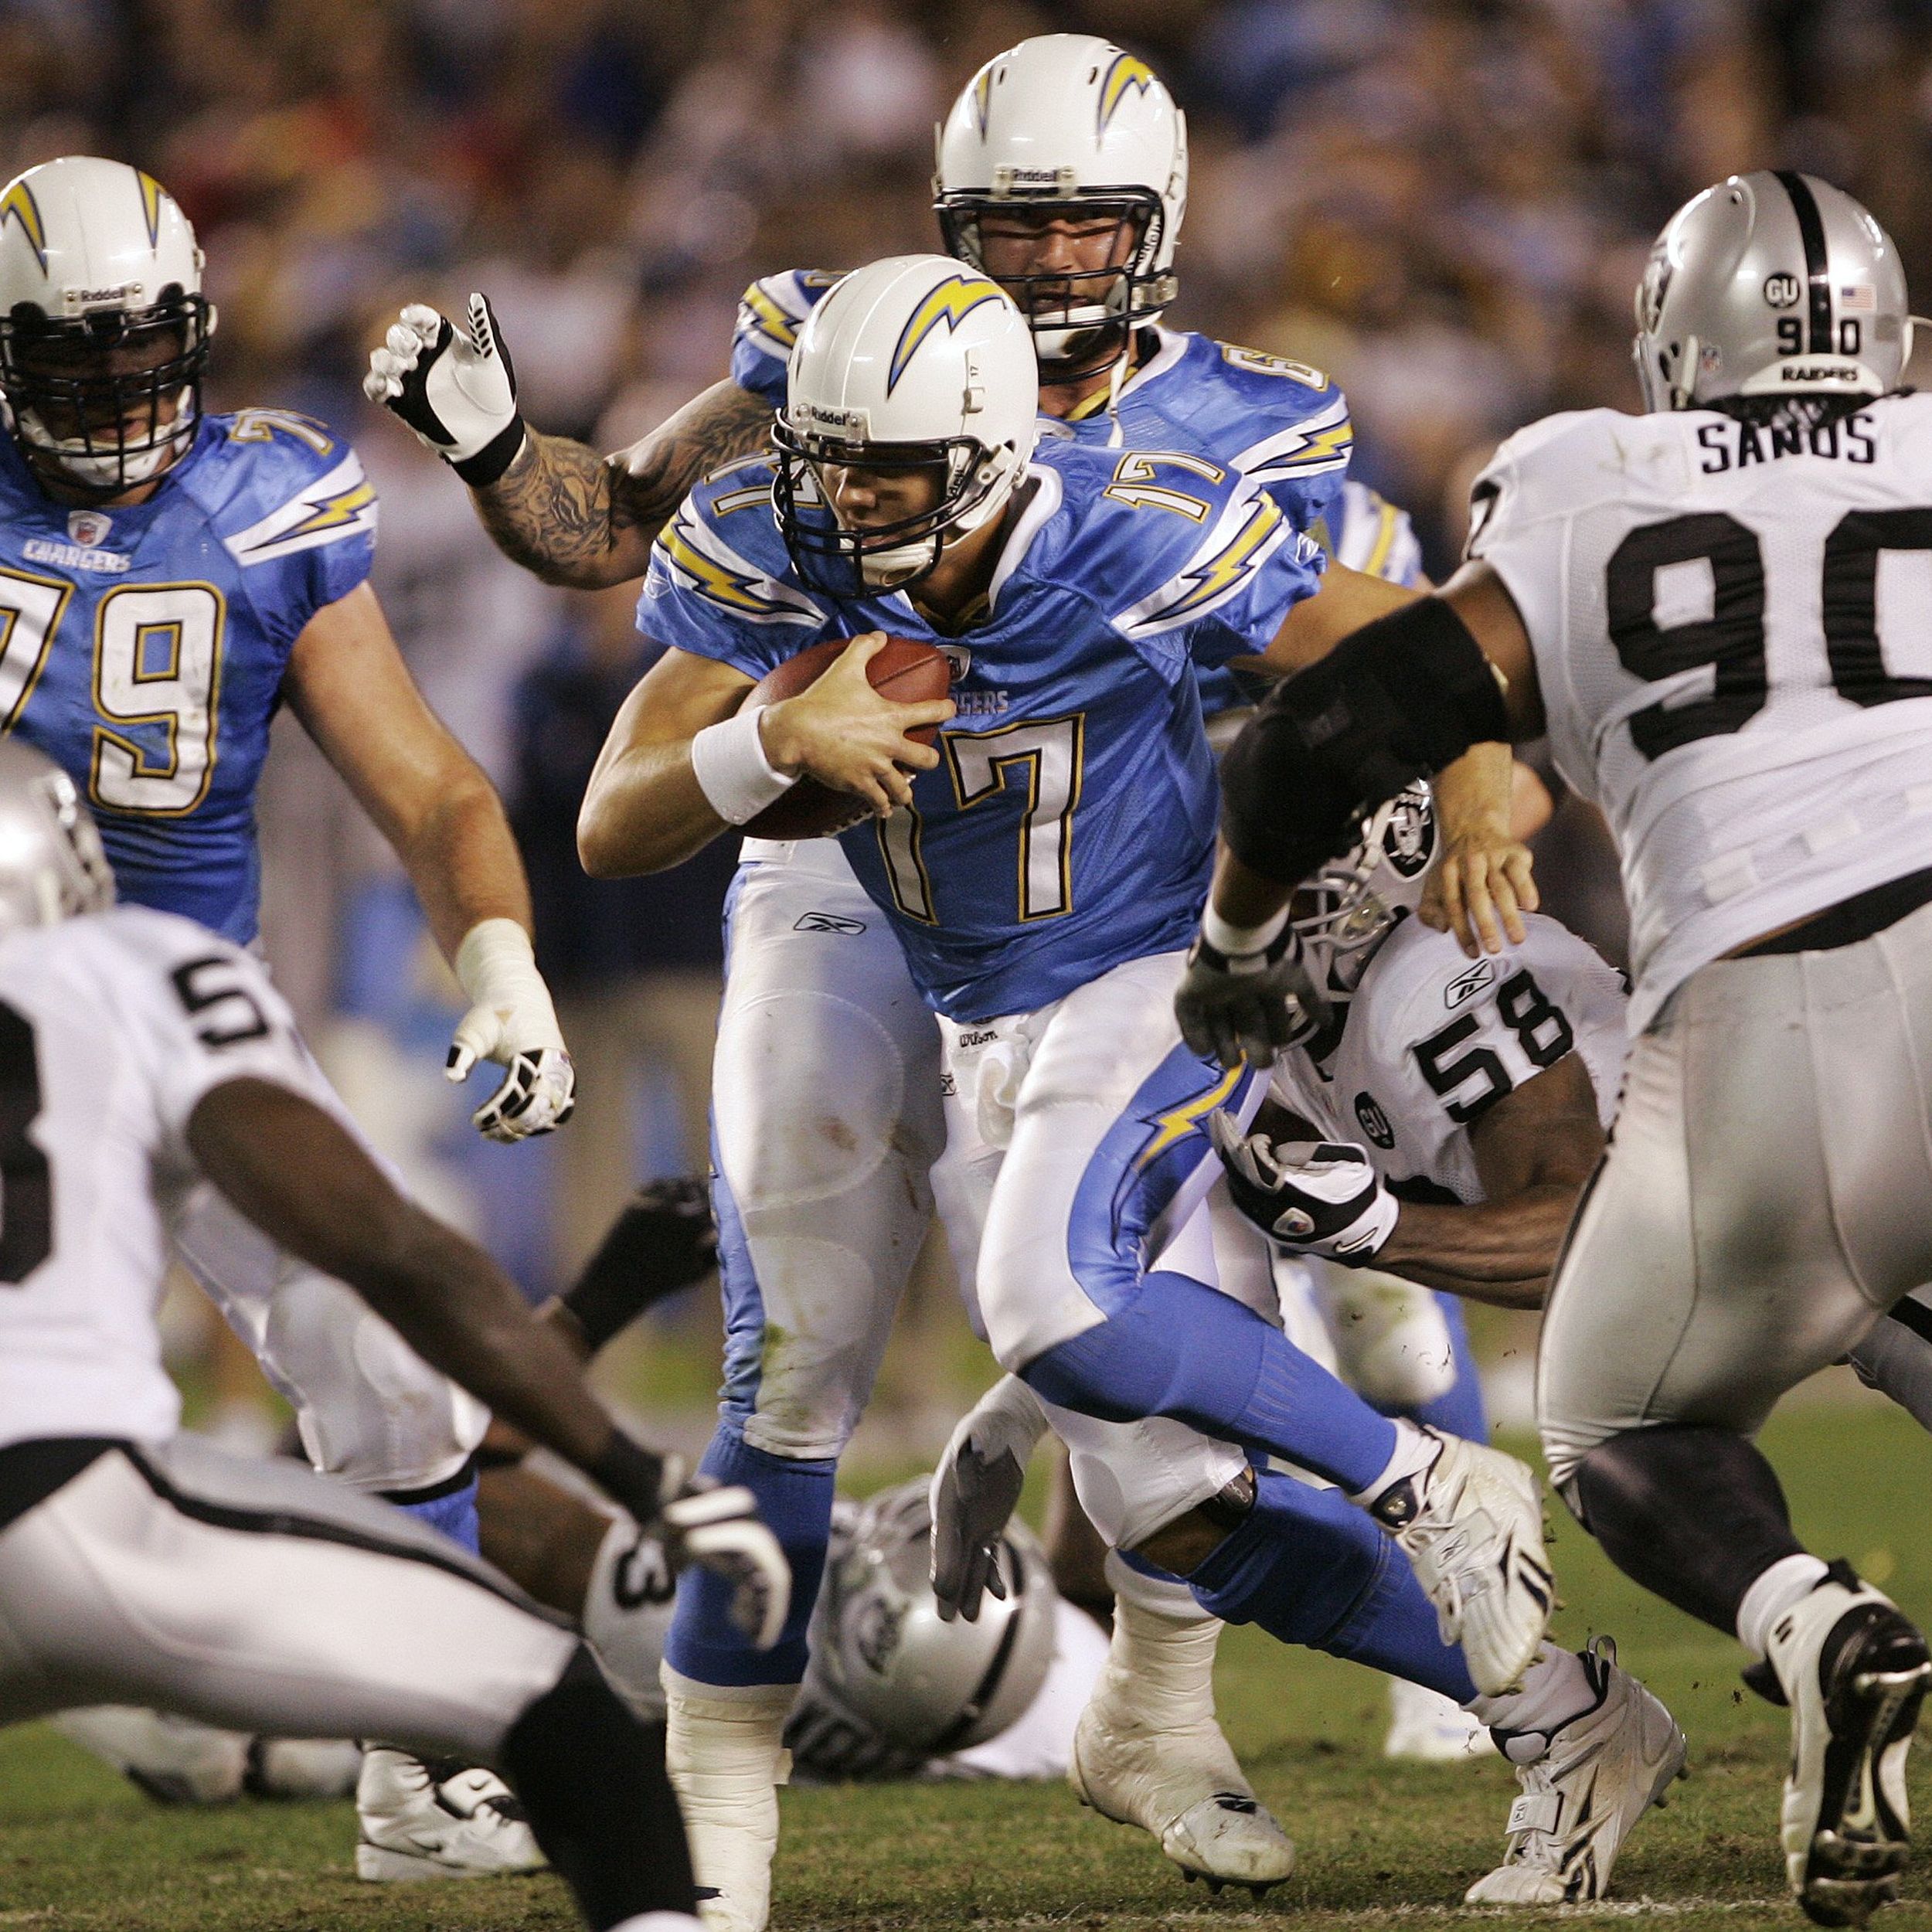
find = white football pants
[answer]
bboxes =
[1540,897,1932,1495]
[0,1437,574,1757]
[709,841,947,1460]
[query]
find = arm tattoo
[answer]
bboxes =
[473,380,774,590]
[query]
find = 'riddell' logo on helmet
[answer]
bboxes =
[791,401,869,439]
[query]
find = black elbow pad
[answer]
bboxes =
[1219,597,1508,886]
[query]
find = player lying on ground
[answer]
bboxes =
[0,154,576,1874]
[0,740,791,1932]
[576,253,1683,1914]
[1179,169,1932,1931]
[365,37,1529,1923]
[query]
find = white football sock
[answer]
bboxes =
[1466,1641,1596,1763]
[610,1917,706,1932]
[662,1668,795,1932]
[1347,1419,1440,1509]
[1093,1594,1223,1730]
[1105,1546,1215,1625]
[1736,1553,1831,1660]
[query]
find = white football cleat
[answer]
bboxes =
[51,1706,247,1804]
[1384,1677,1495,1762]
[1766,1563,1930,1928]
[664,1672,794,1932]
[1372,1429,1553,1696]
[355,1747,546,1881]
[1465,1637,1685,1906]
[1067,1599,1294,1898]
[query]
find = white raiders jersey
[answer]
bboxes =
[0,906,320,1450]
[1267,913,1625,1205]
[1468,393,1932,1031]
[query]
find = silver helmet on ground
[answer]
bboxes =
[1634,171,1910,413]
[787,1479,1059,1780]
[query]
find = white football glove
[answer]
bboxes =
[1209,1111,1400,1264]
[448,920,576,1142]
[658,1481,791,1651]
[363,294,526,485]
[930,1375,1049,1623]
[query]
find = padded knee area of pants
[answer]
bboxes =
[503,1647,695,1928]
[1572,1427,1806,1636]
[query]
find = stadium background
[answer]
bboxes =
[17,0,1932,1460]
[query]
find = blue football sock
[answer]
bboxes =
[1399,1291,1490,1441]
[664,1420,832,1688]
[1186,1470,1475,1703]
[390,1471,481,1553]
[1022,1268,1400,1494]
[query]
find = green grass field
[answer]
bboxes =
[5,1402,1932,1931]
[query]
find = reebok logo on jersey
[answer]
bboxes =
[22,536,128,575]
[793,911,867,935]
[1444,957,1498,1010]
[1355,1092,1396,1149]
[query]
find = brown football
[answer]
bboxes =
[741,636,952,840]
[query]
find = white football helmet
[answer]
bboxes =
[0,740,115,936]
[934,34,1187,370]
[1291,782,1437,1012]
[1634,171,1910,413]
[0,157,213,495]
[796,1480,1058,1771]
[773,253,1038,594]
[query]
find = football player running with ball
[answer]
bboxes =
[1183,171,1932,1930]
[0,156,574,1874]
[577,257,1670,1922]
[366,36,1526,1917]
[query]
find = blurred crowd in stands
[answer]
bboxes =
[15,0,1932,1413]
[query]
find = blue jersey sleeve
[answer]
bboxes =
[635,461,833,680]
[729,270,843,409]
[1086,465,1325,673]
[207,411,378,642]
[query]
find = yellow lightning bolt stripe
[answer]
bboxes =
[136,170,167,249]
[740,281,800,352]
[1135,1062,1247,1170]
[268,478,375,543]
[1156,496,1284,624]
[1097,53,1156,135]
[971,66,994,136]
[1,179,46,272]
[662,522,784,616]
[1274,421,1354,471]
[887,274,1003,393]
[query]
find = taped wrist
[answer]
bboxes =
[1220,597,1507,885]
[690,702,797,825]
[453,415,528,488]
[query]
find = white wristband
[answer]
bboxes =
[691,702,798,825]
[1202,900,1290,957]
[453,917,566,1051]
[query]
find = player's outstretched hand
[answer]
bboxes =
[930,1391,1035,1623]
[447,920,577,1141]
[587,1437,791,1651]
[1419,832,1538,959]
[1209,1111,1399,1264]
[1174,923,1325,1070]
[363,294,527,487]
[760,633,954,818]
[657,1481,791,1651]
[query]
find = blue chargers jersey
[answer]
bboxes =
[639,440,1324,1022]
[0,410,377,944]
[732,270,1367,719]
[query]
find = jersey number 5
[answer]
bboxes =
[1607,509,1932,757]
[0,1002,51,1284]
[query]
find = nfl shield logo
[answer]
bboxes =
[67,509,112,548]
